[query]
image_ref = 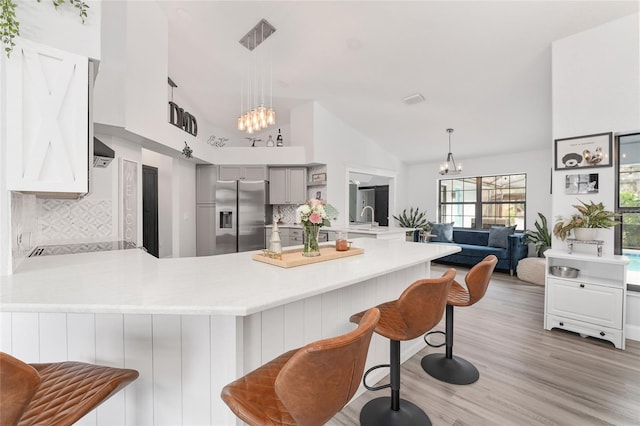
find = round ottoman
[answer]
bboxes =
[517,257,546,285]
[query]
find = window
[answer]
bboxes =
[615,132,640,286]
[439,174,526,230]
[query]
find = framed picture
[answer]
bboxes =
[565,173,599,194]
[554,132,612,170]
[311,172,326,182]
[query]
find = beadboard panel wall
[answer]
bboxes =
[0,263,430,425]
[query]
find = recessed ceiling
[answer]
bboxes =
[164,1,638,165]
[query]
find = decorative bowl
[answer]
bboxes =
[549,266,579,278]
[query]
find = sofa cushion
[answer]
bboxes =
[428,222,454,243]
[488,226,515,248]
[456,244,508,259]
[452,229,489,246]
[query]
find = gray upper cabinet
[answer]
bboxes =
[269,167,307,205]
[219,165,267,181]
[196,165,217,203]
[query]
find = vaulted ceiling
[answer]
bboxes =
[164,1,638,164]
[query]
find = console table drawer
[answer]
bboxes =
[547,278,623,329]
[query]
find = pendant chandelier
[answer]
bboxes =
[439,128,462,175]
[237,19,276,134]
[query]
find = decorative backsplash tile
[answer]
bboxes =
[38,198,112,244]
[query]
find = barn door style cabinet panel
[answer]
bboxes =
[544,249,629,349]
[269,167,306,205]
[4,38,91,194]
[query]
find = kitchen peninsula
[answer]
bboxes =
[0,238,460,425]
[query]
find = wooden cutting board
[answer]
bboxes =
[252,245,364,268]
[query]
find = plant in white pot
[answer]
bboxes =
[553,200,619,241]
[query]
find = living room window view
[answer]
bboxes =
[438,174,526,230]
[617,132,640,286]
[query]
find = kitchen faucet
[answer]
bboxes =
[360,205,375,226]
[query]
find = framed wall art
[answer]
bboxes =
[565,173,599,194]
[554,132,612,170]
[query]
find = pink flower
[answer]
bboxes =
[309,199,324,208]
[308,212,322,224]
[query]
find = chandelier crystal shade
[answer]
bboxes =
[439,128,462,175]
[237,19,276,134]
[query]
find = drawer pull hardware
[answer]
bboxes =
[579,284,585,288]
[559,322,564,326]
[600,331,606,336]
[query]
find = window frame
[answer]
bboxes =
[438,173,527,230]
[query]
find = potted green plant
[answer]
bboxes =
[392,207,427,238]
[523,213,552,257]
[553,200,619,241]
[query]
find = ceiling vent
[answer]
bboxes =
[402,93,426,105]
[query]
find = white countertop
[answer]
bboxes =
[0,239,460,316]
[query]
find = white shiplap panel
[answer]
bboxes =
[211,315,242,426]
[0,312,12,353]
[181,315,211,426]
[124,314,154,426]
[67,313,96,363]
[242,313,261,372]
[11,313,39,362]
[152,315,182,426]
[261,306,284,362]
[283,300,304,351]
[95,314,125,426]
[336,285,357,338]
[321,290,338,339]
[303,294,322,343]
[39,313,67,362]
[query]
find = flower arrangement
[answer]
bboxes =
[297,199,336,256]
[297,199,331,228]
[553,200,619,241]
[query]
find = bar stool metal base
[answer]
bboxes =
[421,353,479,385]
[360,397,432,426]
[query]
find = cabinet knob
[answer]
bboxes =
[559,322,564,326]
[600,331,606,337]
[579,284,585,288]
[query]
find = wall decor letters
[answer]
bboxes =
[168,101,198,136]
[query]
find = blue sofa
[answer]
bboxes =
[427,229,528,275]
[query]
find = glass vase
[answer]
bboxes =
[302,224,321,257]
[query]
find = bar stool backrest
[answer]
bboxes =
[275,307,380,426]
[0,353,41,425]
[465,255,498,305]
[397,268,456,338]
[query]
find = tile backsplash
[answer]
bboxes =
[38,198,112,243]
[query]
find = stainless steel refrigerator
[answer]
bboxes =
[214,180,271,255]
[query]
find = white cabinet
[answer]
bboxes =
[544,250,628,349]
[219,165,267,181]
[269,168,306,205]
[4,38,91,194]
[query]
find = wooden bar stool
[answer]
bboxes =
[422,254,498,385]
[349,269,456,426]
[221,307,380,425]
[0,352,139,425]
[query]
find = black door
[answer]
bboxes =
[374,185,389,226]
[142,165,159,258]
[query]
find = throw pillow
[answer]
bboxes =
[428,222,454,243]
[487,225,516,248]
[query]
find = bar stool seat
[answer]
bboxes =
[0,352,139,426]
[350,269,456,426]
[221,308,380,426]
[422,255,498,385]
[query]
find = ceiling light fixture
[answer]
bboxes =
[237,19,276,134]
[439,128,462,175]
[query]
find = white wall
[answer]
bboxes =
[302,102,408,226]
[552,13,640,255]
[406,148,552,232]
[172,159,197,258]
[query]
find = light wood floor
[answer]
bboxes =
[330,264,640,426]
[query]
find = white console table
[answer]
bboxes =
[544,249,629,349]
